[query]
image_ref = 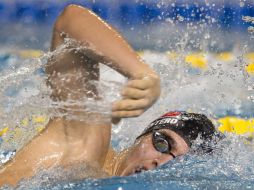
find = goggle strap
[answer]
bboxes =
[169,152,176,158]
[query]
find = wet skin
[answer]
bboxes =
[115,129,190,176]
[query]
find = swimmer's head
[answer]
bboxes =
[136,111,219,149]
[115,111,222,176]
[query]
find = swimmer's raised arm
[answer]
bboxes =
[48,4,161,119]
[0,5,161,187]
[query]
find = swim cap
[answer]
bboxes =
[136,111,221,148]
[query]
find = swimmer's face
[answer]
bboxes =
[117,129,189,176]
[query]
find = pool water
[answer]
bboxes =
[1,46,254,189]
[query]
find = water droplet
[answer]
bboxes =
[239,1,245,7]
[177,15,184,22]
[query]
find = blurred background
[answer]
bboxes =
[0,0,254,51]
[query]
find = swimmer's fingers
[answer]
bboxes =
[121,87,146,99]
[127,79,152,90]
[112,99,149,112]
[112,110,144,118]
[112,74,160,119]
[127,75,161,105]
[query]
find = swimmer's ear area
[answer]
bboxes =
[190,131,225,155]
[182,113,226,154]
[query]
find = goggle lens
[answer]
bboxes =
[152,131,171,154]
[152,131,176,158]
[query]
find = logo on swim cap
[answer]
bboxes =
[148,117,179,128]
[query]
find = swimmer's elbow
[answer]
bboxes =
[54,4,91,31]
[61,4,90,19]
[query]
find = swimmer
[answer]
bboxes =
[0,5,220,186]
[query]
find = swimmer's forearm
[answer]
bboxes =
[53,4,154,79]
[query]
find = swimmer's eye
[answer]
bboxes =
[152,131,176,158]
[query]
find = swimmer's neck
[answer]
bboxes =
[102,147,116,175]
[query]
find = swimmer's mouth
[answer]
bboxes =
[134,166,147,174]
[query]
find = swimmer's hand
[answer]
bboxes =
[112,74,160,119]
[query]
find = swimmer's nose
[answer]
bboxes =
[151,155,175,169]
[152,159,159,168]
[142,159,159,171]
[143,155,175,171]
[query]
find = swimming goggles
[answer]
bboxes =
[152,131,176,158]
